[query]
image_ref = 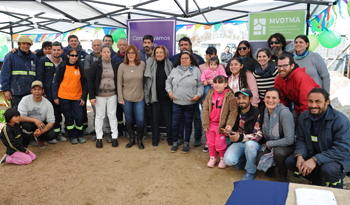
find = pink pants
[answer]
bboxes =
[6,150,36,165]
[207,122,227,158]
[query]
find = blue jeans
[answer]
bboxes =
[203,85,212,101]
[223,141,260,174]
[172,103,195,143]
[122,99,145,127]
[179,101,203,139]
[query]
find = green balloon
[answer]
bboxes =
[0,34,7,47]
[112,43,119,53]
[111,29,126,43]
[308,35,319,52]
[319,30,341,49]
[0,45,8,58]
[311,14,334,32]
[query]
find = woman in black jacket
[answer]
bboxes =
[232,41,258,73]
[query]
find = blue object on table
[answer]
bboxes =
[226,180,289,205]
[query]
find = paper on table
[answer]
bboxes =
[295,188,337,205]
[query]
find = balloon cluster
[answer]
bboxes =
[0,34,8,58]
[111,29,126,52]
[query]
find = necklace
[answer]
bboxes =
[130,65,135,72]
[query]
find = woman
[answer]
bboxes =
[52,48,87,144]
[294,35,330,92]
[117,44,146,149]
[256,88,295,182]
[252,48,279,108]
[88,45,119,148]
[232,41,257,73]
[144,45,173,147]
[199,47,225,73]
[227,57,260,108]
[165,51,204,153]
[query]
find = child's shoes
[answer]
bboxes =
[207,156,216,168]
[218,157,226,169]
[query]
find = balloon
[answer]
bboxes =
[111,29,126,43]
[307,35,319,52]
[318,30,341,49]
[0,45,8,58]
[0,34,7,46]
[311,14,334,32]
[112,43,119,53]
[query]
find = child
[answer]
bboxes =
[0,108,36,166]
[202,75,238,168]
[201,57,227,102]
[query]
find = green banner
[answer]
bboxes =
[249,10,306,41]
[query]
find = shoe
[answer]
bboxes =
[242,172,256,180]
[96,139,103,148]
[178,137,184,146]
[34,137,46,149]
[167,141,173,146]
[136,127,144,149]
[78,137,86,143]
[83,129,89,135]
[193,137,202,147]
[90,129,96,135]
[207,156,216,168]
[112,139,118,147]
[182,142,190,153]
[47,139,57,144]
[279,175,288,183]
[70,138,78,144]
[171,142,178,153]
[0,154,7,166]
[125,124,135,148]
[203,144,209,152]
[56,134,67,142]
[105,133,112,143]
[152,141,158,147]
[265,166,276,178]
[30,139,38,146]
[91,135,97,141]
[218,157,226,169]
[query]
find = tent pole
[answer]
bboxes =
[10,26,13,49]
[186,0,188,15]
[128,12,131,20]
[306,3,310,35]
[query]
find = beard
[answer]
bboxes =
[239,103,249,110]
[270,47,280,56]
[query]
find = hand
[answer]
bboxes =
[203,81,208,86]
[221,125,232,136]
[168,91,177,100]
[4,91,12,101]
[78,99,85,106]
[25,149,29,154]
[300,158,317,176]
[9,47,18,53]
[190,95,199,102]
[208,79,213,85]
[229,131,240,142]
[34,128,43,137]
[266,142,270,150]
[119,100,125,105]
[90,99,96,107]
[43,94,47,98]
[34,119,45,131]
[204,128,209,132]
[54,99,59,105]
[296,156,305,174]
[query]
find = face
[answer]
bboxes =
[269,37,282,51]
[180,53,192,67]
[209,62,218,70]
[237,44,250,57]
[103,37,113,47]
[43,46,52,56]
[155,48,165,61]
[213,81,227,93]
[127,48,136,62]
[101,47,111,61]
[117,39,127,53]
[294,38,309,53]
[205,53,214,62]
[308,93,330,118]
[225,47,230,52]
[19,42,31,53]
[277,58,294,78]
[236,93,251,110]
[257,51,271,67]
[67,51,78,64]
[52,46,62,58]
[92,40,102,54]
[179,41,191,52]
[264,91,280,110]
[31,86,44,99]
[143,39,154,52]
[68,38,79,49]
[10,115,20,124]
[229,60,243,76]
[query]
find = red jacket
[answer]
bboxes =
[274,67,320,115]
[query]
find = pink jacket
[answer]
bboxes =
[201,67,227,84]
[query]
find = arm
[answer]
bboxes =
[201,70,207,84]
[274,77,289,107]
[218,65,228,77]
[225,94,238,128]
[165,70,174,94]
[239,115,263,142]
[117,66,124,103]
[88,61,97,100]
[1,126,26,153]
[84,55,91,81]
[313,53,330,93]
[196,69,204,98]
[1,54,12,93]
[268,108,295,148]
[202,90,211,130]
[246,72,260,108]
[293,115,309,159]
[80,66,88,101]
[36,58,46,96]
[52,65,60,101]
[221,53,229,62]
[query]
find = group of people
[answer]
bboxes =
[0,31,349,190]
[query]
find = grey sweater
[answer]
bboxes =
[165,65,204,105]
[295,51,330,93]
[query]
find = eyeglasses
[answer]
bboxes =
[270,40,280,45]
[127,52,135,55]
[92,44,101,47]
[69,54,78,57]
[181,57,190,60]
[237,47,247,51]
[277,64,291,69]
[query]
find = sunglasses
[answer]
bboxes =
[270,40,280,45]
[237,47,247,51]
[69,54,78,57]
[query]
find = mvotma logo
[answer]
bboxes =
[253,18,266,35]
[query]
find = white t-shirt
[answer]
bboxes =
[18,94,55,123]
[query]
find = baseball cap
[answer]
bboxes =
[234,88,253,97]
[31,80,43,89]
[18,35,33,45]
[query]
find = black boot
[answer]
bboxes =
[96,139,103,148]
[112,139,118,147]
[125,124,135,148]
[136,126,144,149]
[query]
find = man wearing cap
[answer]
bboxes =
[18,81,56,148]
[223,88,263,180]
[1,36,38,109]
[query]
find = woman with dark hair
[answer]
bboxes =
[252,48,279,108]
[117,44,146,149]
[256,88,295,182]
[52,48,87,144]
[226,57,260,108]
[144,45,173,147]
[294,35,330,92]
[166,51,203,153]
[232,41,258,73]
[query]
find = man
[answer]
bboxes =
[1,36,38,109]
[223,88,263,180]
[169,36,205,65]
[18,81,56,149]
[220,46,233,67]
[285,88,350,189]
[36,41,67,143]
[35,41,52,59]
[103,34,117,58]
[267,33,293,64]
[112,38,127,64]
[139,35,154,63]
[274,54,320,127]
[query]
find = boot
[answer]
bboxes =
[125,124,135,148]
[136,126,144,149]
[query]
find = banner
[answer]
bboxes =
[127,18,177,58]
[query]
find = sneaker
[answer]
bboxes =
[178,137,184,146]
[47,139,58,144]
[203,144,209,152]
[78,137,86,143]
[96,139,103,148]
[218,157,226,169]
[56,134,67,142]
[91,135,97,141]
[242,172,256,180]
[171,142,178,153]
[112,139,118,147]
[34,137,46,149]
[207,156,216,168]
[193,137,202,147]
[105,133,112,143]
[70,138,78,144]
[0,154,7,166]
[30,139,38,146]
[83,129,89,135]
[182,142,190,153]
[90,129,96,135]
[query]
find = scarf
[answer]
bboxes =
[239,56,247,62]
[262,103,281,141]
[294,50,309,60]
[254,62,276,78]
[117,50,125,57]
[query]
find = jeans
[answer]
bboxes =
[203,85,212,101]
[122,99,145,127]
[49,100,63,136]
[95,95,118,140]
[151,98,172,143]
[11,95,25,110]
[179,101,203,139]
[59,98,84,139]
[172,103,195,143]
[223,141,260,174]
[21,122,56,148]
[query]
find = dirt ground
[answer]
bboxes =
[0,109,348,205]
